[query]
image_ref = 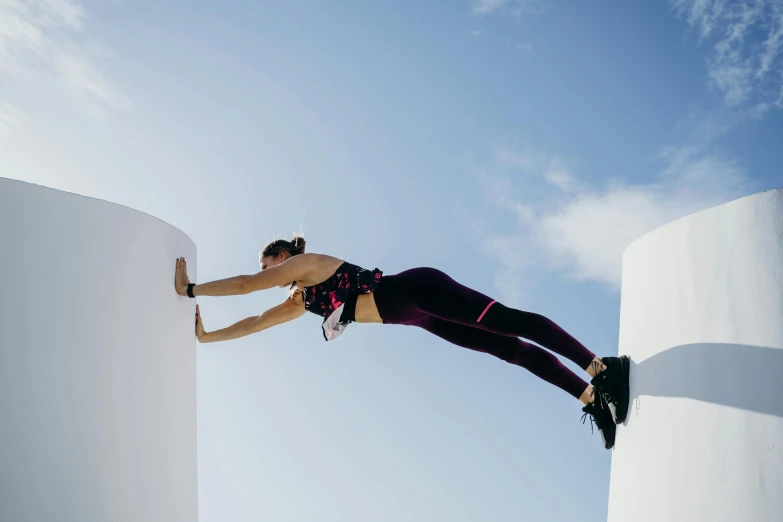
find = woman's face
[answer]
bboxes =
[259,252,290,287]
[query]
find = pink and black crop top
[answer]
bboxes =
[300,261,383,341]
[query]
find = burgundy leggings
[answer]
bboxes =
[372,267,595,399]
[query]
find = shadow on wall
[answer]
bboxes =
[628,343,783,423]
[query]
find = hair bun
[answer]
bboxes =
[292,235,306,254]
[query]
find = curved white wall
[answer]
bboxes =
[0,178,198,522]
[607,189,783,522]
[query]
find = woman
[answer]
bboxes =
[175,235,630,450]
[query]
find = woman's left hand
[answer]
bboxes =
[175,257,191,296]
[195,304,207,341]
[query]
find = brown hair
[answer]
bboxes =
[261,235,306,260]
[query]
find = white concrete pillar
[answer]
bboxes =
[607,188,783,522]
[0,178,199,522]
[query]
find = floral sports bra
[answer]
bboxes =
[300,261,383,341]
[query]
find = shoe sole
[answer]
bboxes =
[602,406,617,449]
[598,393,617,449]
[595,415,616,450]
[614,355,630,424]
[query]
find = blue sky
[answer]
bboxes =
[2,0,782,520]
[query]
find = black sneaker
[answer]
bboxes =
[591,355,630,425]
[581,389,616,450]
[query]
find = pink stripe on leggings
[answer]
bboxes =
[476,300,496,322]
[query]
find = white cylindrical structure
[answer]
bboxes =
[607,189,783,522]
[0,178,199,522]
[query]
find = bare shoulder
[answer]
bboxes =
[293,253,346,287]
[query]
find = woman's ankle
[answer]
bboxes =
[586,356,607,378]
[579,385,595,406]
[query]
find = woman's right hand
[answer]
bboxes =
[195,304,207,341]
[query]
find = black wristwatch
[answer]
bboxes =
[187,283,196,298]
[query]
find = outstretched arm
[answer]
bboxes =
[240,254,313,293]
[176,255,312,297]
[199,293,307,343]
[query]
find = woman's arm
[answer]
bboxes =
[191,274,248,297]
[200,295,307,343]
[191,254,312,297]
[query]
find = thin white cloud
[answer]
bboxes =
[0,102,30,137]
[471,0,542,16]
[0,0,130,113]
[495,146,578,191]
[671,0,783,109]
[758,11,783,77]
[502,36,533,54]
[472,0,510,14]
[543,166,573,191]
[475,145,752,302]
[515,40,533,54]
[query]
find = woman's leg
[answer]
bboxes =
[373,273,619,448]
[407,315,592,401]
[383,268,597,372]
